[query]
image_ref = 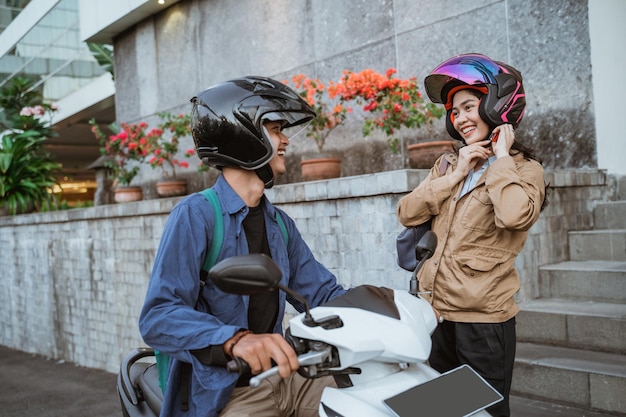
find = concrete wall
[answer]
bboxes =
[589,0,626,176]
[105,0,624,189]
[0,168,610,372]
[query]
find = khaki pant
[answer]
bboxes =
[219,373,335,417]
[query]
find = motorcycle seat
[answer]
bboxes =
[134,362,163,415]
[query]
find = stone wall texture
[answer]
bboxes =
[0,168,612,373]
[111,0,599,189]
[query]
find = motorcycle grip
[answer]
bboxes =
[226,357,250,375]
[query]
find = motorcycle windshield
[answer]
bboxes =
[322,285,400,320]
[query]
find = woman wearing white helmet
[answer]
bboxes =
[397,53,548,417]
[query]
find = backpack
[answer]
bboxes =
[154,188,289,394]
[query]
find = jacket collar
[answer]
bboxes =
[213,175,276,218]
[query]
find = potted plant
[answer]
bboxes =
[146,112,193,197]
[285,74,352,181]
[333,68,449,166]
[89,119,154,202]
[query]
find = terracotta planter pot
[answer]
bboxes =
[300,157,342,181]
[407,140,456,169]
[114,186,143,203]
[156,180,188,198]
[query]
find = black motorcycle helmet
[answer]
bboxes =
[190,76,316,188]
[424,53,526,141]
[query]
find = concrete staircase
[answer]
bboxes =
[513,200,626,416]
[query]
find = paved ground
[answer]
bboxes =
[0,344,620,417]
[0,345,119,417]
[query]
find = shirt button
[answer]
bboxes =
[434,260,438,265]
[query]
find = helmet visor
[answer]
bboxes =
[262,111,312,140]
[425,54,501,103]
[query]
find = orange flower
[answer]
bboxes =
[332,68,445,152]
[284,74,352,153]
[284,68,444,154]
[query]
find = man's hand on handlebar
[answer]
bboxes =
[226,332,300,378]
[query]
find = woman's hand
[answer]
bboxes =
[449,139,491,185]
[491,124,515,159]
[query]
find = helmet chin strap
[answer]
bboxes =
[255,165,275,189]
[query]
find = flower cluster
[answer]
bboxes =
[285,74,352,153]
[147,112,192,178]
[90,112,204,187]
[89,120,155,186]
[19,103,58,117]
[333,68,445,153]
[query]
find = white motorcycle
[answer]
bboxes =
[119,231,501,417]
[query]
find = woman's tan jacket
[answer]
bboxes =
[397,152,545,323]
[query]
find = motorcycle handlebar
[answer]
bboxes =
[226,329,307,375]
[226,356,250,375]
[226,349,332,387]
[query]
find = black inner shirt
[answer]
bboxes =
[242,204,278,334]
[191,203,280,374]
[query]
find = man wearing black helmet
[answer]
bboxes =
[139,76,346,417]
[397,54,547,417]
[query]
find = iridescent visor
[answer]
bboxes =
[424,54,501,103]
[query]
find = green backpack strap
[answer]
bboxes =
[201,187,288,251]
[275,209,289,245]
[200,188,224,273]
[155,187,224,396]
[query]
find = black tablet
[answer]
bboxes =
[383,364,503,417]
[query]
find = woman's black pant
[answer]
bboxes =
[429,317,516,417]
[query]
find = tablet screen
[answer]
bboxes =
[383,365,503,417]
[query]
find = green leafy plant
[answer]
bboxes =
[0,77,61,215]
[87,43,114,79]
[0,131,61,215]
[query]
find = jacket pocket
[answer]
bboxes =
[446,253,508,311]
[459,190,494,233]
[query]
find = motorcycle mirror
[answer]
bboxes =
[208,254,281,295]
[415,230,437,261]
[409,230,438,297]
[208,253,326,328]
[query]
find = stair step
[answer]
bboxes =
[513,343,626,415]
[510,395,624,417]
[569,229,626,261]
[539,261,626,302]
[517,299,626,354]
[594,201,626,230]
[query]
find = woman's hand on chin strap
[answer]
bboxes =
[492,124,515,158]
[450,140,490,185]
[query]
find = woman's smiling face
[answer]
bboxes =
[450,89,490,145]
